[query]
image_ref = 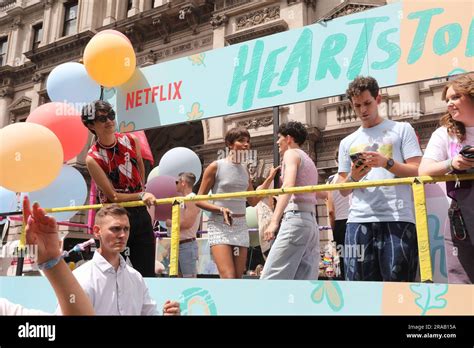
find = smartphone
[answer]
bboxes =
[460,145,474,159]
[350,153,364,168]
[223,210,233,226]
[350,152,362,162]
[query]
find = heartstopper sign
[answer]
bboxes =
[105,0,474,132]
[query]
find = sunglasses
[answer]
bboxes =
[95,113,116,123]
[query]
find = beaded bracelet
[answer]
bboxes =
[37,255,63,271]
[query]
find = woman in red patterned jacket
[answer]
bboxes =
[81,100,157,277]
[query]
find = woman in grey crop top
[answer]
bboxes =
[196,127,278,279]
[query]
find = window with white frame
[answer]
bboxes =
[32,23,43,50]
[62,1,78,37]
[0,37,7,66]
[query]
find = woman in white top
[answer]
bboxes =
[196,127,276,279]
[419,73,474,284]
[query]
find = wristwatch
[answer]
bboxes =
[385,158,395,171]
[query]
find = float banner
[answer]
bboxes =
[105,0,474,132]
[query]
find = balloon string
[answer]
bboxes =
[18,207,27,250]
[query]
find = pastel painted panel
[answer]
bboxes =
[381,282,472,315]
[398,0,474,82]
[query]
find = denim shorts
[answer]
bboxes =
[179,240,198,277]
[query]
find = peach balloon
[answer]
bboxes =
[0,123,63,192]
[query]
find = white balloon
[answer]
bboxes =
[147,165,160,183]
[159,147,202,184]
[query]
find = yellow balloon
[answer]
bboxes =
[83,33,136,87]
[0,123,63,192]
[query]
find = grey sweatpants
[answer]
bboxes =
[261,211,319,280]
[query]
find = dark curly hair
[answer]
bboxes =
[440,73,474,142]
[278,121,308,145]
[346,76,379,101]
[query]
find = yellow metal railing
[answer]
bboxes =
[22,173,474,282]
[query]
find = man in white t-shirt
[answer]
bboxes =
[337,76,422,282]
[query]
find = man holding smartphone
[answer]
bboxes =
[337,76,423,282]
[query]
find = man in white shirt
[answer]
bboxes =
[60,204,180,315]
[1,197,94,315]
[167,172,202,278]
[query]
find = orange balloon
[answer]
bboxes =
[0,123,63,192]
[83,33,136,87]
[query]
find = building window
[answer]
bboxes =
[0,37,7,66]
[127,0,133,12]
[63,1,78,37]
[32,23,43,50]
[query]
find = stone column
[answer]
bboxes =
[398,83,422,119]
[30,80,43,112]
[40,0,54,46]
[202,14,229,144]
[103,0,117,26]
[6,17,22,66]
[77,0,96,33]
[0,87,13,128]
[140,0,152,12]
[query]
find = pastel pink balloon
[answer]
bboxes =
[145,175,178,221]
[27,102,88,162]
[96,29,132,45]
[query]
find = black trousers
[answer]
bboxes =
[333,219,347,280]
[123,206,156,277]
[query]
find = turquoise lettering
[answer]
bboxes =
[315,33,347,80]
[433,23,462,55]
[465,18,474,57]
[227,41,264,110]
[372,28,401,70]
[278,28,312,92]
[258,47,287,99]
[407,8,444,64]
[346,17,389,80]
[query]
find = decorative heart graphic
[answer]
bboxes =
[118,159,132,179]
[119,121,135,133]
[117,134,132,150]
[97,149,109,163]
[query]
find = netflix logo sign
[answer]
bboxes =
[125,80,183,111]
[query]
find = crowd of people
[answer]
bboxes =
[2,73,472,316]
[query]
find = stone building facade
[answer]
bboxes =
[0,0,449,230]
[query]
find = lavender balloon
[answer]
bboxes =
[145,175,178,221]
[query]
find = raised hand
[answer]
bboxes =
[23,196,61,264]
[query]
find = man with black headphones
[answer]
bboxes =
[81,100,157,278]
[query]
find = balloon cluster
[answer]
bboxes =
[0,29,135,221]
